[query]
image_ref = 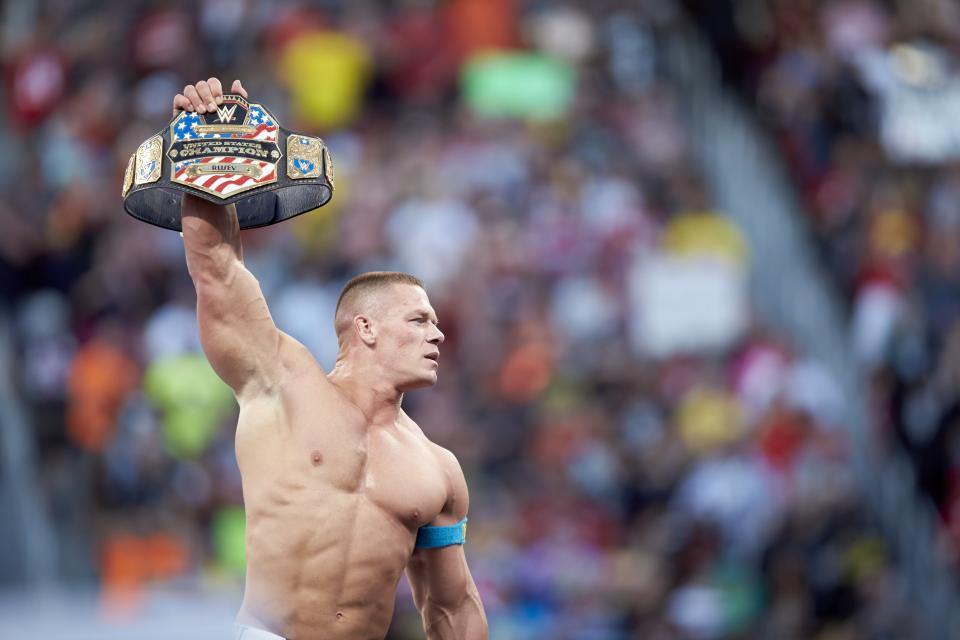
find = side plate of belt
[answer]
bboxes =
[122,94,334,231]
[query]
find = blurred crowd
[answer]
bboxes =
[687,0,960,573]
[0,0,922,638]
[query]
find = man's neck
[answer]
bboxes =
[327,360,403,427]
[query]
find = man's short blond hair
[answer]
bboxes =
[334,271,425,337]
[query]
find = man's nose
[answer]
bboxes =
[430,327,445,344]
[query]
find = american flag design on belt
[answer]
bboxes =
[169,101,280,198]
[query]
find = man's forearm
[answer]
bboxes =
[182,196,243,284]
[174,79,248,278]
[422,591,488,640]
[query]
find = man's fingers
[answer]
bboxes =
[207,77,223,103]
[231,79,248,98]
[176,78,244,117]
[184,85,205,113]
[195,80,216,112]
[172,94,193,115]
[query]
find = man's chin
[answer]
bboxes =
[399,373,438,392]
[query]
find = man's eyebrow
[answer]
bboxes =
[410,308,439,321]
[417,308,440,324]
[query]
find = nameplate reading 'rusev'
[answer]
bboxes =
[122,94,334,231]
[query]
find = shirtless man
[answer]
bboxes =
[172,78,488,640]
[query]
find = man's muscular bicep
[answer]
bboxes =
[181,196,296,396]
[406,449,475,608]
[194,262,285,395]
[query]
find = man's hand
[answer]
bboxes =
[172,77,249,236]
[172,77,248,116]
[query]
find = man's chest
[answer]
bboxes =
[319,425,448,528]
[237,385,451,527]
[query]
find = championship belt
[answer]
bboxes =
[122,94,334,231]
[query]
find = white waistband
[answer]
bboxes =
[236,624,286,640]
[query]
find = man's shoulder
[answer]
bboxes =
[426,443,467,494]
[275,331,324,371]
[396,413,461,469]
[432,443,461,469]
[235,331,331,404]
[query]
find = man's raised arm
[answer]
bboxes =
[176,78,291,398]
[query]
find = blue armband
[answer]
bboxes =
[415,517,468,549]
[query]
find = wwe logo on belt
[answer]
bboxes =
[216,104,238,123]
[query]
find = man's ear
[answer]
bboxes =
[354,315,376,346]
